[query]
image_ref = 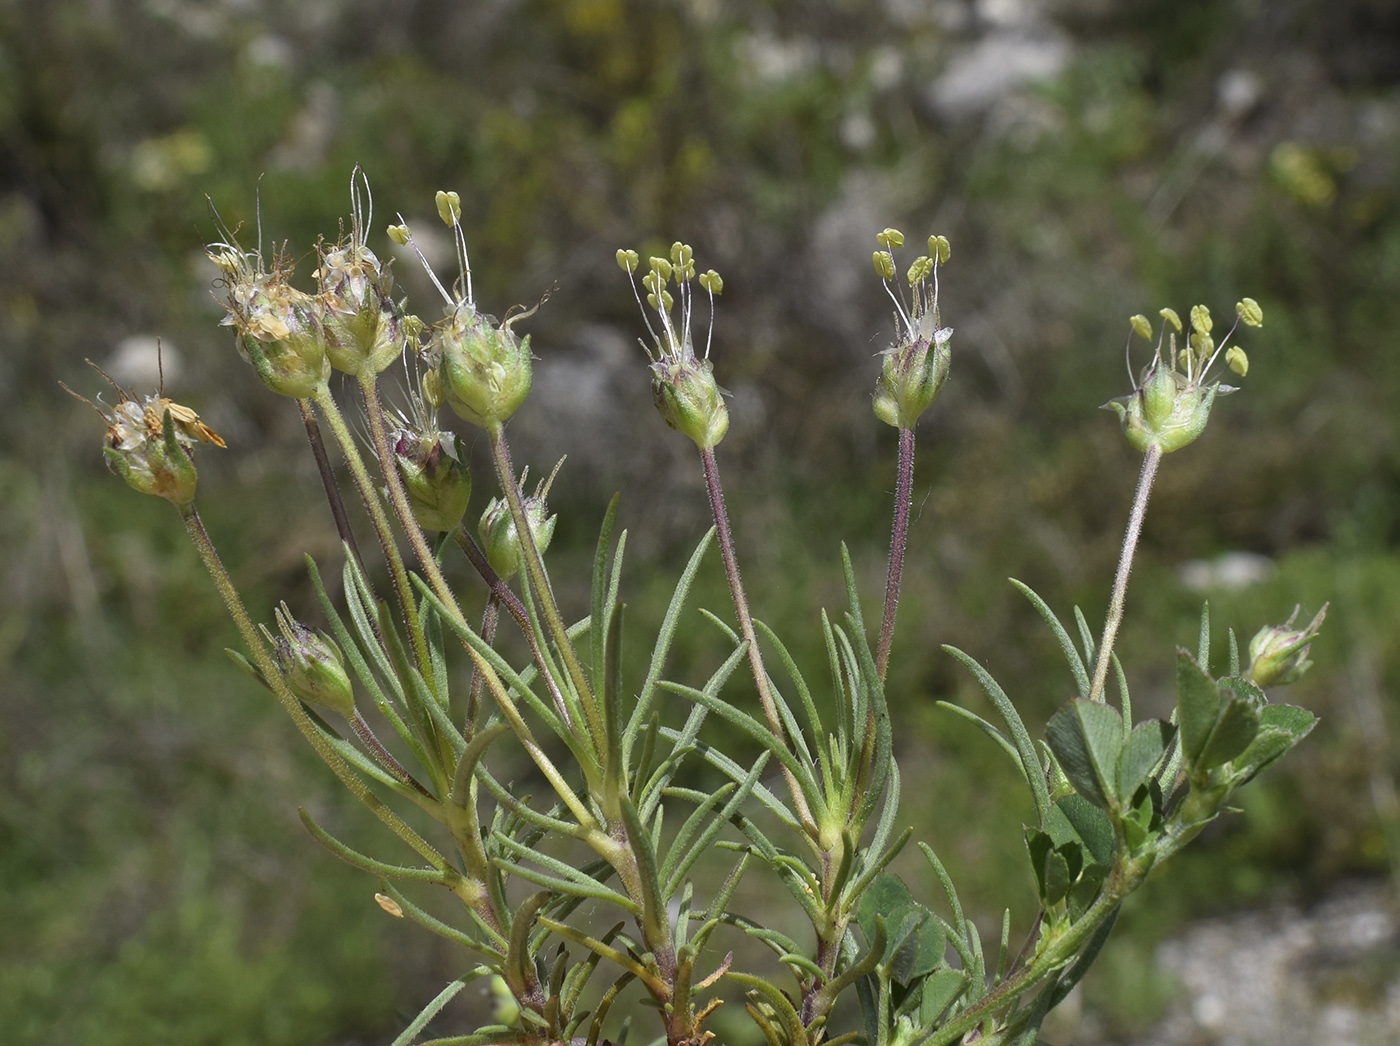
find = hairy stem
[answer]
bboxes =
[311,383,435,689]
[489,429,604,758]
[297,396,361,563]
[358,375,468,626]
[699,446,816,834]
[876,426,916,682]
[179,506,472,886]
[452,528,573,730]
[1088,443,1162,703]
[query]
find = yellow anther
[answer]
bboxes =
[1159,307,1183,332]
[387,224,410,245]
[435,190,462,226]
[616,248,640,273]
[699,270,724,295]
[1237,298,1264,328]
[873,251,896,281]
[1226,346,1248,376]
[1130,314,1153,340]
[929,235,951,263]
[876,227,905,250]
[1190,304,1213,334]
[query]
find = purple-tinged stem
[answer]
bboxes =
[876,426,916,682]
[297,397,361,563]
[699,446,815,833]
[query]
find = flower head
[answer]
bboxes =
[316,168,416,378]
[618,242,729,450]
[397,191,541,433]
[871,230,953,430]
[1106,298,1263,455]
[207,212,329,399]
[64,365,224,511]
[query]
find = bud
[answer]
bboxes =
[391,415,472,533]
[478,465,559,581]
[434,302,533,433]
[1247,604,1327,688]
[211,248,330,399]
[652,354,730,450]
[265,603,357,718]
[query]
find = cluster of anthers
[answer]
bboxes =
[870,227,954,431]
[616,242,729,450]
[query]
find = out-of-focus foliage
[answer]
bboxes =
[4,0,1399,1041]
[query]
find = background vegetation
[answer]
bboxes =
[3,0,1398,1042]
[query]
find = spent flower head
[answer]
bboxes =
[64,364,224,511]
[207,208,330,399]
[1107,297,1263,454]
[617,242,728,450]
[871,230,953,430]
[315,167,416,378]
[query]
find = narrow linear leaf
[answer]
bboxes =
[943,646,1052,823]
[1010,579,1089,697]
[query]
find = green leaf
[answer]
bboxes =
[1117,720,1175,805]
[857,872,914,944]
[1010,579,1090,697]
[1045,699,1124,809]
[919,969,967,1026]
[1196,678,1264,771]
[1055,795,1116,866]
[1177,650,1222,766]
[389,977,477,1046]
[590,495,620,699]
[1228,704,1317,785]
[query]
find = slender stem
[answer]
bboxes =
[923,859,1148,1046]
[297,397,361,563]
[311,383,435,688]
[876,426,917,682]
[179,506,464,878]
[699,446,816,834]
[1088,443,1163,703]
[358,375,467,624]
[465,596,498,735]
[489,429,604,752]
[452,528,574,730]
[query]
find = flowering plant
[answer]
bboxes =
[69,172,1320,1046]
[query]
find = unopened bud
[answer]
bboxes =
[1247,605,1326,688]
[478,471,559,581]
[266,604,356,718]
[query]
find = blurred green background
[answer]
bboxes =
[3,0,1399,1043]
